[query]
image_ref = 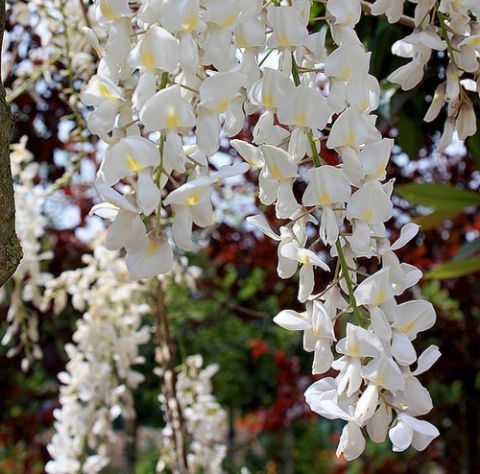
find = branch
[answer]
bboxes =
[0,0,22,288]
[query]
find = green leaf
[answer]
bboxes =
[413,209,463,230]
[424,257,480,280]
[454,237,480,260]
[396,183,480,211]
[466,133,480,170]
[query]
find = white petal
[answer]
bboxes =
[172,207,194,251]
[273,309,311,331]
[246,214,281,241]
[412,345,441,376]
[390,223,420,251]
[391,331,417,366]
[367,402,391,443]
[389,419,413,452]
[126,234,174,280]
[298,264,315,302]
[336,422,365,461]
[231,139,264,168]
[312,340,334,374]
[136,170,160,216]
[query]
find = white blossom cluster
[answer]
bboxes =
[156,355,228,474]
[7,0,96,96]
[371,0,480,150]
[83,0,253,281]
[1,137,52,371]
[73,0,446,464]
[219,0,442,461]
[42,247,151,474]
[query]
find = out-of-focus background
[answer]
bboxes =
[1,1,480,473]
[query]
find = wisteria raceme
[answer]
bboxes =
[83,0,252,282]
[229,0,442,461]
[367,0,480,150]
[0,137,52,371]
[156,355,228,474]
[74,0,447,463]
[42,247,151,474]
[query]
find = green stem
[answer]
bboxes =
[291,53,324,166]
[159,71,169,89]
[154,72,170,233]
[307,130,323,167]
[293,52,359,317]
[437,9,456,61]
[335,240,362,324]
[436,9,467,103]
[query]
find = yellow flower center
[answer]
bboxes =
[295,112,307,128]
[371,163,386,179]
[349,343,361,358]
[236,32,249,49]
[262,91,275,109]
[361,208,374,221]
[221,14,235,27]
[212,99,230,114]
[145,239,162,257]
[185,191,200,206]
[141,49,156,70]
[373,290,386,306]
[277,33,290,48]
[269,164,284,181]
[339,66,351,81]
[100,2,116,20]
[318,191,331,206]
[299,255,310,265]
[182,12,198,32]
[126,155,143,172]
[99,83,112,98]
[345,129,357,146]
[401,321,415,334]
[166,107,181,130]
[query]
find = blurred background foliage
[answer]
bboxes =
[1,3,480,474]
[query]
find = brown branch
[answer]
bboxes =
[0,0,22,288]
[153,283,189,473]
[78,0,92,29]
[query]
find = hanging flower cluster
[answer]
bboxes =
[42,247,151,474]
[70,0,447,464]
[157,355,228,474]
[372,0,480,150]
[83,0,253,281]
[224,0,442,461]
[0,137,53,371]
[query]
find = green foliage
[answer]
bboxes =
[454,237,480,260]
[0,440,43,474]
[422,281,463,320]
[466,133,480,169]
[424,257,480,280]
[413,209,463,230]
[396,183,480,211]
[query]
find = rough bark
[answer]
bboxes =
[0,0,21,288]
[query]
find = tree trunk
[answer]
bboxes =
[0,0,22,288]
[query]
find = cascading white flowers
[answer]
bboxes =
[42,0,466,467]
[227,0,442,461]
[42,247,151,474]
[370,0,479,150]
[157,355,228,474]
[82,0,252,281]
[0,137,52,371]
